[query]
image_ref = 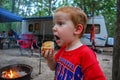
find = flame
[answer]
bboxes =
[2,69,20,79]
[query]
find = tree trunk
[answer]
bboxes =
[112,0,120,80]
[0,0,2,7]
[11,0,15,13]
[48,0,52,16]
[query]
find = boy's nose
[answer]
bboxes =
[52,26,57,32]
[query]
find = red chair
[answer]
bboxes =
[17,34,37,56]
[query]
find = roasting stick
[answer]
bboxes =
[39,50,41,74]
[39,24,45,74]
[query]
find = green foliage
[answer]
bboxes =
[0,23,8,32]
[0,0,116,37]
[73,0,116,37]
[0,22,21,36]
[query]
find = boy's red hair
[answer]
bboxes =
[54,6,87,38]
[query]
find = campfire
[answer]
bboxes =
[2,68,26,79]
[0,64,32,80]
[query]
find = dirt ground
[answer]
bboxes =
[0,47,112,80]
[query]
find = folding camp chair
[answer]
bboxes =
[17,34,37,56]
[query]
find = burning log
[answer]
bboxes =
[0,64,32,80]
[2,68,27,79]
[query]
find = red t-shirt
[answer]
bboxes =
[54,45,106,80]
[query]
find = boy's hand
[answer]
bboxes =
[41,49,54,60]
[41,48,56,70]
[40,41,54,60]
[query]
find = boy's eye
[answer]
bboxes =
[57,22,64,25]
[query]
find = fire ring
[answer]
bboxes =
[0,64,33,80]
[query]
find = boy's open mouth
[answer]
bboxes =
[55,35,60,40]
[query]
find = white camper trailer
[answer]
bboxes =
[81,15,108,46]
[21,17,54,41]
[21,15,108,46]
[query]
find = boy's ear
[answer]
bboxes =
[74,24,83,34]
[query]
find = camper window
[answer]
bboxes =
[85,24,100,34]
[34,23,39,30]
[28,24,33,32]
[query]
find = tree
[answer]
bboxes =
[0,0,116,37]
[112,0,120,80]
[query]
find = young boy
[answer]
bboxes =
[41,6,106,80]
